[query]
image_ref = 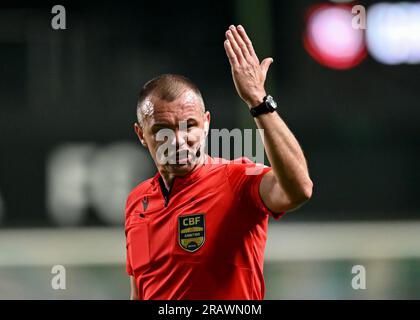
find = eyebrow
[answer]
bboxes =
[151,123,171,128]
[150,118,198,130]
[149,124,172,134]
[151,118,198,128]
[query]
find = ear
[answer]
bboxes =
[134,122,147,148]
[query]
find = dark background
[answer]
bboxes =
[0,0,419,227]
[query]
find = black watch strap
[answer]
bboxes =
[249,95,276,117]
[250,102,268,117]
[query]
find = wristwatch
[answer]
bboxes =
[249,95,277,117]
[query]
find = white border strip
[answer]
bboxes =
[0,221,420,266]
[266,221,420,261]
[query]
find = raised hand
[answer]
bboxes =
[224,25,273,108]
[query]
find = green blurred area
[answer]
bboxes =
[1,259,419,299]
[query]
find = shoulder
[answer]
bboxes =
[207,156,256,171]
[206,156,269,179]
[225,157,269,176]
[125,176,155,212]
[204,156,252,178]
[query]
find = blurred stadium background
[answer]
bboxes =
[0,0,419,299]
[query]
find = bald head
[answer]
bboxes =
[136,74,205,127]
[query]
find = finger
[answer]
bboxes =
[224,40,239,67]
[225,29,244,64]
[236,25,258,61]
[229,25,253,62]
[260,57,274,77]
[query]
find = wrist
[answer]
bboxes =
[246,92,266,109]
[248,94,278,117]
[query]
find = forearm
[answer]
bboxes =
[130,276,139,300]
[223,24,312,205]
[253,110,312,199]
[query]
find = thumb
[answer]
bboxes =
[260,57,274,77]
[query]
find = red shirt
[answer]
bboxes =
[125,156,285,300]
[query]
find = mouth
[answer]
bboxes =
[166,150,191,165]
[159,144,202,167]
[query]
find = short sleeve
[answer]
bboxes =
[226,157,286,220]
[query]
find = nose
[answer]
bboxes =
[175,129,188,149]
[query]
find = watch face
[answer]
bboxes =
[266,95,277,110]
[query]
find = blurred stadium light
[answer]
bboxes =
[87,142,153,225]
[304,1,420,69]
[47,144,95,226]
[47,142,153,226]
[366,2,420,65]
[304,4,367,70]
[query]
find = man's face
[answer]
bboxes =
[135,90,210,176]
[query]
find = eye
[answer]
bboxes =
[152,128,161,135]
[151,126,166,135]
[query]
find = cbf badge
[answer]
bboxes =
[178,213,205,252]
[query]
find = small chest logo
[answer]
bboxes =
[178,213,205,252]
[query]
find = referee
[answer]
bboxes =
[125,25,313,300]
